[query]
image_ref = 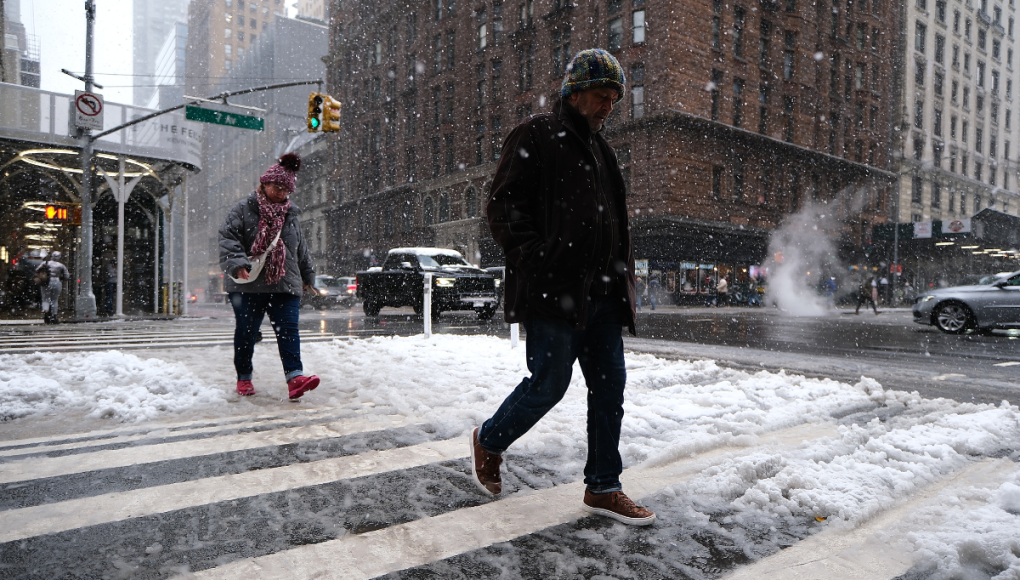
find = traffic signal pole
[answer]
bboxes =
[75,0,98,320]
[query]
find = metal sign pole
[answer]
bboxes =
[423,273,432,338]
[182,174,189,316]
[75,0,98,320]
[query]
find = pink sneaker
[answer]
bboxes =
[236,380,255,396]
[287,375,320,400]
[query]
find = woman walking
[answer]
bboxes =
[219,153,320,400]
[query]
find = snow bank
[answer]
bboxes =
[0,350,231,423]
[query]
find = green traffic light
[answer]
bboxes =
[310,118,320,129]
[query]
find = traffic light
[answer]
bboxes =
[321,95,342,132]
[307,92,323,132]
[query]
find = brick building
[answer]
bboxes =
[325,0,898,299]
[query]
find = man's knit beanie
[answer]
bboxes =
[260,153,302,193]
[560,49,626,103]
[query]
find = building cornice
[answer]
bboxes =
[606,109,898,180]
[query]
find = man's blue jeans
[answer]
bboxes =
[478,297,627,493]
[229,292,303,381]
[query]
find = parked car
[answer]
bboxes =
[912,270,1020,333]
[302,275,357,309]
[357,248,498,319]
[485,266,505,310]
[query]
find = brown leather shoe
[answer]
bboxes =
[582,489,656,526]
[469,427,502,495]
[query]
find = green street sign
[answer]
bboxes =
[185,105,264,131]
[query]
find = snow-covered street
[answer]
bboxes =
[2,330,1019,579]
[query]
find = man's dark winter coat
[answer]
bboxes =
[486,99,637,334]
[219,192,315,296]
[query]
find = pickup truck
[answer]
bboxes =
[356,248,500,319]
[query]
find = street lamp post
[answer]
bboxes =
[75,0,98,319]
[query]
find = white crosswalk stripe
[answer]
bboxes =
[0,327,339,352]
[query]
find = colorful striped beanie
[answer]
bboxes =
[560,49,626,103]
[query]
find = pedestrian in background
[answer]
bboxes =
[715,276,728,307]
[219,153,320,401]
[855,276,880,315]
[35,251,70,324]
[823,277,837,309]
[880,276,890,305]
[648,276,660,310]
[635,276,646,311]
[473,48,655,525]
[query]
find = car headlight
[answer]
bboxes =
[494,279,501,287]
[435,277,456,287]
[920,295,935,302]
[318,288,329,296]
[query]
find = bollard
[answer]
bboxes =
[510,322,519,348]
[423,272,432,338]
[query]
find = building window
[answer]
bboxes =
[936,0,946,22]
[608,17,623,52]
[552,28,572,76]
[758,84,770,134]
[406,147,417,183]
[993,39,1001,60]
[952,79,959,102]
[439,193,450,222]
[466,187,479,217]
[431,137,441,176]
[783,96,795,141]
[712,15,722,49]
[633,10,646,44]
[491,116,502,160]
[915,59,925,85]
[631,86,645,119]
[914,136,925,159]
[966,18,972,41]
[733,158,744,200]
[934,71,944,95]
[493,3,503,45]
[732,79,744,127]
[934,109,943,136]
[711,70,722,121]
[978,28,987,51]
[734,8,745,58]
[912,175,923,204]
[491,60,503,101]
[475,121,485,165]
[951,114,957,138]
[783,32,796,79]
[976,127,984,153]
[915,100,924,128]
[476,63,486,106]
[712,166,723,199]
[760,20,772,68]
[932,180,941,208]
[915,22,926,53]
[445,134,455,173]
[423,197,434,226]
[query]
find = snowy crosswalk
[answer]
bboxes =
[1,334,1019,578]
[0,406,1017,579]
[0,326,338,353]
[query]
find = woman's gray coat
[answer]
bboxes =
[218,192,315,295]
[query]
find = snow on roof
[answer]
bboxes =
[386,247,465,257]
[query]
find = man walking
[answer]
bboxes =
[470,49,655,526]
[36,251,70,324]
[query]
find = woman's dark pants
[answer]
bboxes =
[229,292,303,381]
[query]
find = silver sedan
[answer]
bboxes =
[912,270,1020,333]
